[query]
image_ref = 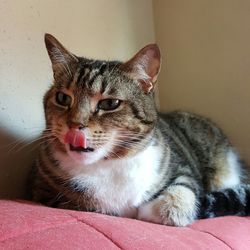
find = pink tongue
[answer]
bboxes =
[64,129,87,148]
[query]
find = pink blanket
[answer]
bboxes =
[0,200,249,249]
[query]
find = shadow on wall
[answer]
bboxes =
[0,127,40,199]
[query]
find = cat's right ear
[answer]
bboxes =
[44,33,78,83]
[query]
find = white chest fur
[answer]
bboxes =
[55,144,163,216]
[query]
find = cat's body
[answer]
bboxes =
[29,34,250,226]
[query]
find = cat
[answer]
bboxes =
[29,33,250,226]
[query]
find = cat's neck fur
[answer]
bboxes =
[52,132,165,216]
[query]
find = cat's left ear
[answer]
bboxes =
[120,44,161,93]
[44,33,78,83]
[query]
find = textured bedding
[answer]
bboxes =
[0,200,250,249]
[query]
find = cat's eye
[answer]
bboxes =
[55,92,72,107]
[97,99,121,111]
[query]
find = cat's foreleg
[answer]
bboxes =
[137,184,199,226]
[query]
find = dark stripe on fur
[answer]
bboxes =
[130,103,155,125]
[149,182,197,202]
[76,67,88,85]
[199,185,250,218]
[87,74,97,87]
[44,143,60,167]
[160,116,202,180]
[100,80,109,94]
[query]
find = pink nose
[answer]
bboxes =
[64,128,87,148]
[68,122,84,130]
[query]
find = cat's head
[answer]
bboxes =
[43,34,161,165]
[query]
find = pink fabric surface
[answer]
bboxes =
[0,200,249,249]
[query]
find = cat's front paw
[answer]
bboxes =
[138,186,198,226]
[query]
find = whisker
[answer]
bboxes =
[24,137,57,156]
[106,150,122,160]
[0,130,49,150]
[6,133,55,154]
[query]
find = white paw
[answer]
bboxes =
[138,186,198,226]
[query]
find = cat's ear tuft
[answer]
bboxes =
[44,33,78,83]
[120,44,161,93]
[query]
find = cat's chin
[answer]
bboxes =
[69,144,94,153]
[65,144,106,165]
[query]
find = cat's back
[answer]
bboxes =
[157,111,243,191]
[157,111,229,167]
[158,110,228,146]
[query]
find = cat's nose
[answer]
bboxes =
[68,121,85,130]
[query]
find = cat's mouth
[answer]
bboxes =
[65,129,95,153]
[69,144,94,153]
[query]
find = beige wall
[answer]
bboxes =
[0,0,155,198]
[154,0,250,163]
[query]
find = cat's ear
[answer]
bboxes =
[44,33,78,83]
[120,44,161,93]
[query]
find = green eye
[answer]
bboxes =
[55,92,72,107]
[98,99,121,111]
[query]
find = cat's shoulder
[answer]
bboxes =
[157,110,222,132]
[158,110,211,123]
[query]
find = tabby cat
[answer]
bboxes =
[29,34,250,226]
